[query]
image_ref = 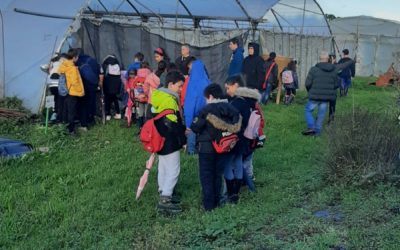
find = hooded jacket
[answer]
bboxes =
[101,55,122,95]
[242,43,265,90]
[184,60,210,127]
[151,88,186,155]
[305,62,339,102]
[229,87,261,154]
[58,59,85,97]
[190,99,242,154]
[76,54,100,89]
[228,47,244,77]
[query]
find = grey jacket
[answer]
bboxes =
[305,62,339,102]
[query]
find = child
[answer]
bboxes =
[125,69,137,127]
[57,49,85,135]
[225,75,261,201]
[281,60,299,105]
[133,68,151,128]
[190,84,241,211]
[100,55,123,121]
[151,71,186,214]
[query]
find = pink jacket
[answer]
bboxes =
[144,72,160,104]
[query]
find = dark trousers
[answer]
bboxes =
[58,95,67,123]
[65,95,78,133]
[329,99,336,117]
[199,152,228,211]
[78,96,88,127]
[86,87,97,123]
[105,93,120,116]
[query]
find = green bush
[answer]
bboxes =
[324,109,400,186]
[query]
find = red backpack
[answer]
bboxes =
[212,132,239,154]
[140,109,175,153]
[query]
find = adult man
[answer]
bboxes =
[228,38,244,77]
[242,42,265,90]
[338,49,355,96]
[302,51,339,136]
[175,44,195,76]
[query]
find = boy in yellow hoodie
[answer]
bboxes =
[58,48,84,135]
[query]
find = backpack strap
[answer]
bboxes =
[262,62,276,90]
[153,109,175,121]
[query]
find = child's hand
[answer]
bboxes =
[182,145,187,152]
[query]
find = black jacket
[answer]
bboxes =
[263,59,278,90]
[305,62,339,102]
[191,100,242,154]
[338,57,355,79]
[101,56,122,95]
[229,87,261,155]
[175,56,195,76]
[154,110,186,155]
[242,43,265,91]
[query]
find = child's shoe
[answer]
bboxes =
[158,196,182,214]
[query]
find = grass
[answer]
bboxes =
[1,77,400,249]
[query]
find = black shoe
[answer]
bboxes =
[302,129,316,136]
[158,196,182,214]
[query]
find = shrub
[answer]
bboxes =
[324,109,400,186]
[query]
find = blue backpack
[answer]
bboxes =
[58,74,69,96]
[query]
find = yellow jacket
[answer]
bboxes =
[58,59,84,97]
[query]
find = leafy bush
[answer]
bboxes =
[324,109,400,186]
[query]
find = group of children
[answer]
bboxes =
[148,71,265,214]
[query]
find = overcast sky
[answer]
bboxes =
[317,0,400,22]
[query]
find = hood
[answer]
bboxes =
[144,72,160,89]
[234,47,245,55]
[188,60,210,90]
[137,68,151,78]
[206,113,242,134]
[248,42,260,57]
[316,62,336,72]
[235,87,261,101]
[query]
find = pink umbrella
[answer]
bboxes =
[136,153,156,200]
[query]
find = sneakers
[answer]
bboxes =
[158,196,182,214]
[302,128,316,136]
[106,115,112,121]
[114,114,122,120]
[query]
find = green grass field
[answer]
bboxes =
[1,78,399,249]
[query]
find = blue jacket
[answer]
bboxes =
[228,47,244,77]
[184,60,210,128]
[125,62,141,78]
[76,55,100,88]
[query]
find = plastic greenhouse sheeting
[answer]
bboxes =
[1,0,331,112]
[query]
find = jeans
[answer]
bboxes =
[243,152,256,192]
[187,131,197,155]
[304,100,328,135]
[224,153,243,180]
[198,153,229,210]
[261,84,272,104]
